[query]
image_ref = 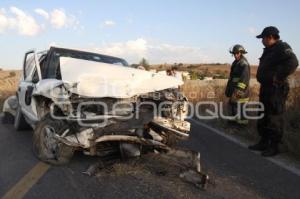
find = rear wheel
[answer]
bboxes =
[14,106,31,130]
[33,114,74,165]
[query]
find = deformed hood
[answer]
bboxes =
[57,57,183,98]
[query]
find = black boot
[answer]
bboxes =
[261,142,279,157]
[248,138,269,151]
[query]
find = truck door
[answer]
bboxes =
[18,50,42,122]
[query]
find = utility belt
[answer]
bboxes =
[261,79,289,88]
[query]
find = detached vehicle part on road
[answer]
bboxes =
[3,47,192,165]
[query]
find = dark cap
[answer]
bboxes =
[256,26,280,38]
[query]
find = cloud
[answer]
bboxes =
[49,9,80,30]
[65,14,81,30]
[0,9,9,33]
[35,8,49,19]
[93,38,211,64]
[50,9,67,29]
[103,20,116,27]
[10,6,41,36]
[0,6,80,36]
[0,6,41,36]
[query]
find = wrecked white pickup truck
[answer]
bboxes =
[3,47,193,165]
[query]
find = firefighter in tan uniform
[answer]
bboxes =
[225,45,251,125]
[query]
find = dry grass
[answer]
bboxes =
[151,64,259,78]
[0,70,21,111]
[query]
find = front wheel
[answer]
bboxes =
[33,114,74,165]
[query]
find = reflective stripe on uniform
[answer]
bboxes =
[237,82,247,89]
[237,98,249,103]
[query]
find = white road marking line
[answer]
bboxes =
[191,119,300,177]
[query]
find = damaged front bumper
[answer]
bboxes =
[54,117,190,150]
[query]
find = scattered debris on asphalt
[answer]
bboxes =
[83,149,209,190]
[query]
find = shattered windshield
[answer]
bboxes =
[53,51,128,66]
[44,48,129,79]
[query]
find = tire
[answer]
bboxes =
[33,114,74,165]
[14,106,31,131]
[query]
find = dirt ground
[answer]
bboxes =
[86,152,264,199]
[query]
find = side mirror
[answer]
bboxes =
[25,86,34,105]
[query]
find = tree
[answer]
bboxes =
[139,58,150,70]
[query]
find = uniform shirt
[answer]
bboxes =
[256,40,298,85]
[174,72,183,81]
[225,56,250,98]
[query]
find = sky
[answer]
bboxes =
[0,0,300,69]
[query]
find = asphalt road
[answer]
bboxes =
[1,118,300,199]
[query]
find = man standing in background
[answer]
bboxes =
[171,66,183,81]
[248,26,299,157]
[225,44,250,125]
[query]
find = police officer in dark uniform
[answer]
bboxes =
[248,26,299,156]
[225,45,250,125]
